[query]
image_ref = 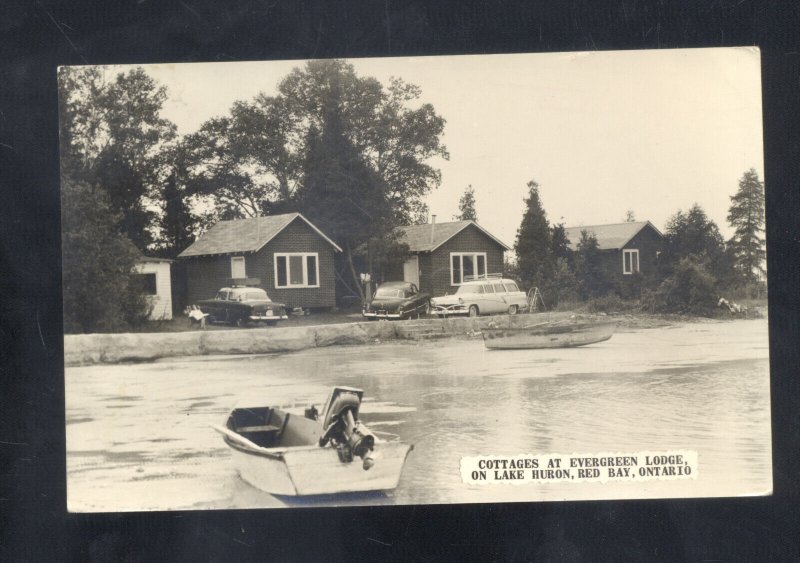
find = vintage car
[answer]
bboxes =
[362,281,431,320]
[197,285,288,327]
[431,277,527,317]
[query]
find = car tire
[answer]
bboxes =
[265,321,277,327]
[508,305,519,315]
[468,305,479,317]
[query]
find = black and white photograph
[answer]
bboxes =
[59,48,770,512]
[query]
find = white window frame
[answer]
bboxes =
[230,256,246,279]
[274,252,320,289]
[450,252,488,285]
[623,249,640,275]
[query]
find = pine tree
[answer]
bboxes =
[514,180,554,290]
[454,185,478,221]
[727,168,766,283]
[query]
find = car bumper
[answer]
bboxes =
[432,305,469,316]
[362,311,404,319]
[249,314,289,321]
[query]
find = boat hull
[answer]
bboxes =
[482,322,616,350]
[230,441,413,496]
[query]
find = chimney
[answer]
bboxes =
[430,214,436,244]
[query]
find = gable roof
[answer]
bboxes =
[178,212,342,258]
[396,220,511,252]
[563,221,663,251]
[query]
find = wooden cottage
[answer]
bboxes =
[134,256,173,320]
[563,221,664,282]
[179,213,342,310]
[389,219,511,297]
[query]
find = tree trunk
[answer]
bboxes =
[345,241,365,304]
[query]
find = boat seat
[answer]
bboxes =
[235,424,281,433]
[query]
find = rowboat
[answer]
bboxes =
[482,320,616,350]
[213,387,413,496]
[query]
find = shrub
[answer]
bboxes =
[647,256,718,316]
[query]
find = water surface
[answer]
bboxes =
[66,318,771,511]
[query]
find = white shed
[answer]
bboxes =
[135,257,173,320]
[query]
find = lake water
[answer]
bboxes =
[65,318,771,511]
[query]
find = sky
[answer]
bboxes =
[133,47,763,248]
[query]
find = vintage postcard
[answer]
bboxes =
[61,48,770,511]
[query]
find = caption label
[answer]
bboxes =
[461,450,698,485]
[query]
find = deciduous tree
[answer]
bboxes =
[58,66,176,249]
[61,176,152,333]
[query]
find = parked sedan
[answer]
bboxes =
[197,286,288,327]
[362,282,431,320]
[431,278,527,317]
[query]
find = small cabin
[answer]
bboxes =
[389,219,511,297]
[134,257,173,320]
[178,213,342,310]
[563,221,665,282]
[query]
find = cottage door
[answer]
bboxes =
[403,256,420,287]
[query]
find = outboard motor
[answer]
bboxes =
[318,387,376,470]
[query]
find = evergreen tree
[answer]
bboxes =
[574,231,610,298]
[454,185,478,221]
[514,180,554,290]
[727,168,766,283]
[550,223,571,262]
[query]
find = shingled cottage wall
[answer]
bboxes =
[184,218,337,309]
[425,224,506,297]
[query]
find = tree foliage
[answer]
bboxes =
[646,256,718,316]
[58,66,177,249]
[574,230,611,299]
[454,185,478,221]
[727,168,766,283]
[662,204,733,285]
[189,59,448,225]
[61,177,153,333]
[514,180,554,290]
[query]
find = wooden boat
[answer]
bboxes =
[213,387,413,496]
[482,320,616,350]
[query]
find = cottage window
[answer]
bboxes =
[274,253,320,288]
[134,273,157,296]
[230,256,246,279]
[623,249,640,274]
[450,252,488,285]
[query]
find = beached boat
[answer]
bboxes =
[213,387,413,496]
[482,320,616,350]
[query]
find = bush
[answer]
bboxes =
[586,294,625,314]
[645,256,718,316]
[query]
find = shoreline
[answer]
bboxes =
[62,311,753,367]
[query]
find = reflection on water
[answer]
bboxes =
[66,319,771,511]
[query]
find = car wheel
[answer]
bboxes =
[468,305,479,317]
[265,321,277,327]
[508,305,519,315]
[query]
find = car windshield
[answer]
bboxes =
[215,291,230,300]
[237,290,268,301]
[456,284,481,295]
[375,287,403,298]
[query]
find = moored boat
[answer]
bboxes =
[482,320,616,350]
[213,387,413,496]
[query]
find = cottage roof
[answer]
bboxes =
[178,212,342,258]
[396,220,511,252]
[563,221,662,251]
